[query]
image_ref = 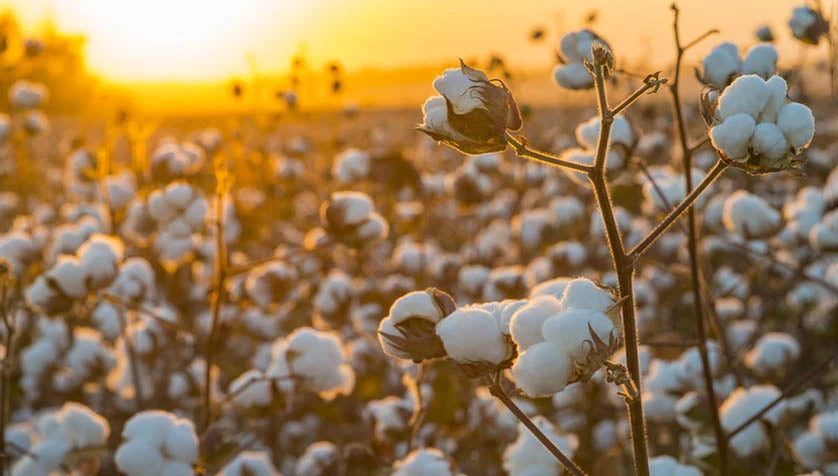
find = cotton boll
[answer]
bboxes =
[160,460,194,476]
[163,419,199,463]
[436,307,510,366]
[122,411,176,449]
[649,456,702,476]
[752,122,789,160]
[221,451,278,476]
[11,438,70,476]
[794,431,826,469]
[744,332,800,375]
[509,295,563,350]
[49,256,89,298]
[115,440,166,476]
[741,44,778,78]
[702,43,740,87]
[559,278,614,314]
[717,75,770,120]
[777,102,816,150]
[722,190,782,238]
[553,62,594,90]
[720,385,786,458]
[296,441,340,476]
[575,117,601,149]
[812,412,838,442]
[541,309,616,362]
[677,341,722,386]
[391,448,453,476]
[333,148,371,183]
[758,75,788,123]
[511,342,573,397]
[529,277,572,300]
[710,113,756,160]
[503,415,578,475]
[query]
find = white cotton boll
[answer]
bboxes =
[503,415,578,475]
[57,402,110,448]
[78,234,124,289]
[720,385,786,458]
[148,191,178,224]
[560,278,614,313]
[509,295,563,350]
[160,460,194,476]
[433,65,486,115]
[511,342,573,397]
[794,431,826,469]
[702,43,740,87]
[11,438,70,476]
[611,116,634,146]
[163,419,199,463]
[392,448,453,476]
[221,451,278,476]
[741,44,778,79]
[789,7,818,38]
[336,192,374,226]
[752,122,789,160]
[710,113,756,159]
[9,80,48,109]
[744,332,800,374]
[529,277,572,300]
[677,341,722,386]
[727,320,757,349]
[575,117,601,149]
[163,183,195,210]
[777,102,816,150]
[122,411,176,449]
[436,307,510,365]
[645,359,684,393]
[649,456,702,476]
[812,412,838,442]
[333,148,371,183]
[722,190,782,238]
[115,440,165,476]
[541,309,615,362]
[183,198,208,229]
[296,441,339,475]
[758,75,788,123]
[643,390,678,422]
[553,63,595,90]
[717,75,770,120]
[49,256,88,298]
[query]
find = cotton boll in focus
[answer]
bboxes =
[511,342,573,397]
[717,75,770,120]
[777,102,816,150]
[741,44,778,78]
[541,308,616,362]
[758,75,788,123]
[436,307,511,368]
[751,122,790,161]
[560,278,614,313]
[710,113,756,160]
[509,295,563,350]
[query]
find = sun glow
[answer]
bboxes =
[44,0,299,82]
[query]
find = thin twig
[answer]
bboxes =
[506,133,593,173]
[407,362,428,451]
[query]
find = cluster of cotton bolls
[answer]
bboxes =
[114,410,199,475]
[707,74,815,171]
[12,402,110,475]
[150,140,206,181]
[7,79,50,135]
[147,181,208,265]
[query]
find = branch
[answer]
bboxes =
[505,133,592,173]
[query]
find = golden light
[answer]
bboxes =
[53,0,295,82]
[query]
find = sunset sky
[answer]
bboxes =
[3,0,834,83]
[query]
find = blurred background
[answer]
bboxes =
[0,0,835,114]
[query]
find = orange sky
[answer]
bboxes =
[3,0,834,83]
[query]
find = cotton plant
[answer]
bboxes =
[114,410,199,476]
[11,402,110,475]
[706,74,815,173]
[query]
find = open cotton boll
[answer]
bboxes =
[330,191,374,226]
[717,75,770,120]
[115,439,166,476]
[777,102,816,150]
[509,295,563,350]
[812,411,838,442]
[744,332,800,374]
[793,431,826,469]
[296,441,340,476]
[677,341,722,386]
[758,75,788,123]
[332,148,371,183]
[560,278,614,313]
[741,44,778,78]
[529,277,572,300]
[78,234,124,288]
[541,308,615,362]
[553,62,594,90]
[432,65,490,115]
[702,42,740,87]
[392,448,453,476]
[720,385,786,457]
[511,342,573,397]
[503,416,578,476]
[710,113,756,160]
[11,438,71,476]
[649,456,702,476]
[163,419,199,463]
[751,122,789,160]
[722,190,782,238]
[809,211,838,252]
[575,117,601,149]
[436,307,510,365]
[56,402,110,449]
[221,451,278,476]
[49,256,89,298]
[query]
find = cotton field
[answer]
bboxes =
[0,2,836,476]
